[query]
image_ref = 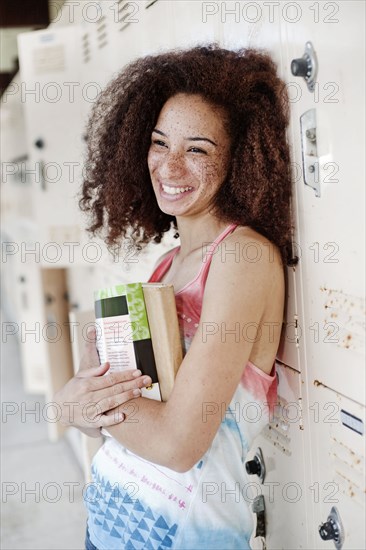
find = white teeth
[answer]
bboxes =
[162,184,193,195]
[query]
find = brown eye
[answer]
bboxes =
[188,147,206,154]
[152,139,167,147]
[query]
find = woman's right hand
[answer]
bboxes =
[54,327,152,432]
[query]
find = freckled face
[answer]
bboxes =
[147,93,232,217]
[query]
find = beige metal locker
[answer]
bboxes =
[284,2,365,405]
[17,25,85,252]
[8,255,49,394]
[310,384,365,550]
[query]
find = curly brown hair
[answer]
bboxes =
[79,42,294,264]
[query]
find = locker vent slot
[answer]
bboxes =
[96,15,108,49]
[333,471,365,507]
[262,397,293,455]
[32,45,65,74]
[329,436,365,506]
[117,0,137,31]
[82,33,91,64]
[145,0,159,8]
[321,287,365,353]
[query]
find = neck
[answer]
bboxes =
[174,213,233,259]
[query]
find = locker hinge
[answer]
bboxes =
[298,397,304,430]
[294,314,300,348]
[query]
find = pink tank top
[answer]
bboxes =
[148,223,239,348]
[148,223,277,416]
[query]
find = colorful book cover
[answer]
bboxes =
[94,282,161,401]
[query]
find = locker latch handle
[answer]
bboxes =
[245,447,266,484]
[252,495,266,539]
[300,108,320,197]
[318,506,345,550]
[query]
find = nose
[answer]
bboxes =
[158,150,185,179]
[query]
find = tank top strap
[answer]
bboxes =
[199,222,238,282]
[148,247,179,283]
[149,223,238,285]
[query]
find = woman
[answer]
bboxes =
[55,43,293,549]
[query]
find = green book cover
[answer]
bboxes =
[94,282,161,401]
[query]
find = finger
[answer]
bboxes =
[104,407,119,418]
[77,361,110,378]
[88,369,151,390]
[91,373,152,406]
[79,326,100,371]
[97,386,142,415]
[99,410,126,427]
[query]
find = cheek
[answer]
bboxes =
[147,150,157,175]
[184,157,212,186]
[199,158,226,187]
[146,149,151,166]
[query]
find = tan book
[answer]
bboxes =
[142,283,183,401]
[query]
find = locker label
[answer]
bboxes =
[340,409,364,436]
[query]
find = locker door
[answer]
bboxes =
[283,2,365,404]
[309,384,365,549]
[10,253,49,394]
[248,361,311,549]
[17,26,85,247]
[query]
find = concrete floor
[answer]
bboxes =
[1,308,88,550]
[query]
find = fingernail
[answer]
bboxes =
[133,388,141,397]
[117,413,125,421]
[133,370,142,377]
[143,376,152,385]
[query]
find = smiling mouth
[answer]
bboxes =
[161,183,194,195]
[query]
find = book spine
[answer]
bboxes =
[94,282,161,401]
[142,285,183,401]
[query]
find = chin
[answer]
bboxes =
[158,204,183,216]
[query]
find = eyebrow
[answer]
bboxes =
[152,128,217,146]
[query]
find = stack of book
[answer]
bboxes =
[94,282,183,402]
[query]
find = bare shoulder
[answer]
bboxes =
[212,225,284,284]
[201,225,285,374]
